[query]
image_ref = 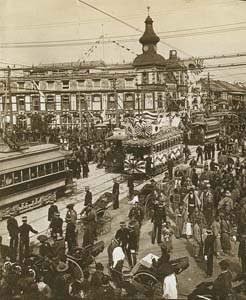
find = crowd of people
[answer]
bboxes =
[2,127,246,299]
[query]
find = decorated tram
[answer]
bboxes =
[0,143,67,219]
[123,126,183,177]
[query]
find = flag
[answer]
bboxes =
[32,80,46,99]
[135,111,158,122]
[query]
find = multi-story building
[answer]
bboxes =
[0,14,188,129]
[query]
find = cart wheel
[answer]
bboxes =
[144,194,153,220]
[132,271,158,290]
[67,257,84,282]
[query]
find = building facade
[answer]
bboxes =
[0,15,188,129]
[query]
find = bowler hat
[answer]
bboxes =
[37,235,48,243]
[66,204,74,209]
[95,262,104,271]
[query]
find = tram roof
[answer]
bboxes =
[106,135,128,141]
[123,130,182,147]
[0,144,65,174]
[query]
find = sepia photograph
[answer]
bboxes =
[1,0,246,299]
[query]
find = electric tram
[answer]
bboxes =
[189,117,221,145]
[123,127,183,177]
[0,143,67,219]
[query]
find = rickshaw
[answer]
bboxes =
[122,253,189,297]
[79,192,112,236]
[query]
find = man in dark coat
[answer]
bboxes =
[112,178,120,209]
[151,202,166,244]
[127,175,134,200]
[19,216,38,262]
[65,216,77,253]
[7,211,19,261]
[81,205,97,247]
[145,155,152,177]
[48,201,58,222]
[82,160,89,178]
[50,212,63,237]
[115,221,130,253]
[196,144,204,164]
[204,228,216,277]
[191,168,199,187]
[84,186,92,207]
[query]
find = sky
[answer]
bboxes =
[0,0,246,82]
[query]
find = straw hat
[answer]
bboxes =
[56,262,69,272]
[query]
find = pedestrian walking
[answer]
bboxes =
[84,186,92,207]
[7,211,19,261]
[50,211,63,237]
[65,203,77,224]
[127,175,134,200]
[175,204,186,239]
[112,178,120,209]
[196,144,204,164]
[204,228,216,277]
[82,160,89,178]
[151,201,166,244]
[19,216,38,262]
[48,200,58,222]
[115,221,130,252]
[65,216,77,253]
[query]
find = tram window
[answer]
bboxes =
[5,173,13,185]
[59,160,65,171]
[31,167,38,179]
[23,169,30,181]
[38,165,45,177]
[14,171,22,183]
[45,163,52,175]
[53,161,58,173]
[0,175,5,187]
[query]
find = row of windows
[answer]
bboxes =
[0,93,164,112]
[0,160,65,188]
[153,137,182,152]
[0,78,135,92]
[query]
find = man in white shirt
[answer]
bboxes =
[163,273,178,299]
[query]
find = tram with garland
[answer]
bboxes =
[123,126,183,177]
[0,143,67,219]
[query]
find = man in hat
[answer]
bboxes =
[112,178,120,209]
[19,216,38,262]
[66,203,77,224]
[218,191,233,213]
[38,235,53,258]
[48,200,58,222]
[65,216,77,253]
[84,186,92,207]
[7,211,19,261]
[127,223,138,268]
[128,201,144,228]
[115,221,130,254]
[183,187,200,217]
[204,228,216,277]
[81,205,97,247]
[50,211,63,237]
[53,262,69,299]
[212,260,232,300]
[151,201,166,244]
[200,183,214,226]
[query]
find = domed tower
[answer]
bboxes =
[133,14,165,67]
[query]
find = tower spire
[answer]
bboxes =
[147,6,150,16]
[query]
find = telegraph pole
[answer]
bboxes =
[113,76,120,127]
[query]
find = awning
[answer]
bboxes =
[0,151,65,174]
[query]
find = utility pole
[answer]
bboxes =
[113,76,120,127]
[5,66,12,131]
[207,72,211,113]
